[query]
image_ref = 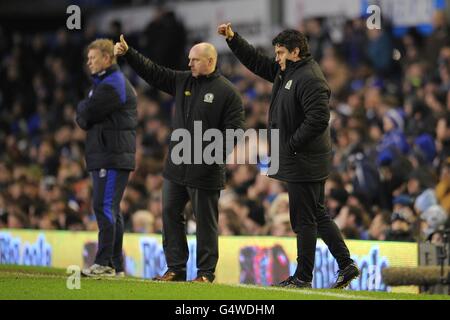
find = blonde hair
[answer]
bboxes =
[87,38,116,64]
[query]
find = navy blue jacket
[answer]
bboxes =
[76,64,137,171]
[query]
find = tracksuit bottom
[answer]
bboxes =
[162,178,220,277]
[287,181,353,282]
[91,169,130,272]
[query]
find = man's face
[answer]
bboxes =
[87,49,110,75]
[188,47,211,77]
[274,45,299,71]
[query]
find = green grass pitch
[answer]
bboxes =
[0,265,449,300]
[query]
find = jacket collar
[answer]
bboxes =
[91,64,120,83]
[284,55,313,71]
[194,68,220,81]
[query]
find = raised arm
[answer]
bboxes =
[218,23,278,83]
[115,34,178,96]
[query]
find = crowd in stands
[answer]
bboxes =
[1,8,450,244]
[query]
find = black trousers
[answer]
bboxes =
[162,178,220,276]
[91,169,130,271]
[287,181,353,282]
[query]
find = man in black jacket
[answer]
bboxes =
[76,39,137,277]
[115,35,244,282]
[218,24,360,289]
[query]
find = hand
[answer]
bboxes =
[114,34,129,56]
[217,23,235,41]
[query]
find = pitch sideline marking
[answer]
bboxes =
[0,270,390,300]
[232,283,387,300]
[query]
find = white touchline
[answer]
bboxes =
[232,284,394,300]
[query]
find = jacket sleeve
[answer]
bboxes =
[75,101,90,130]
[289,79,330,152]
[124,47,177,96]
[221,89,245,159]
[227,33,279,83]
[76,84,122,127]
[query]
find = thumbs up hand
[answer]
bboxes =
[217,23,234,41]
[114,34,129,56]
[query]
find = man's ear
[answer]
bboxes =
[293,47,300,58]
[104,52,114,65]
[102,53,110,65]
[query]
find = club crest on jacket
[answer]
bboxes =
[285,80,293,90]
[203,93,214,103]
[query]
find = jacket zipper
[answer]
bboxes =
[183,80,200,183]
[269,74,284,127]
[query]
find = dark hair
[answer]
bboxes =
[272,29,310,58]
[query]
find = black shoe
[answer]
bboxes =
[331,262,360,289]
[274,276,312,289]
[152,270,186,282]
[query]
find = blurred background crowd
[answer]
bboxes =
[1,0,450,244]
